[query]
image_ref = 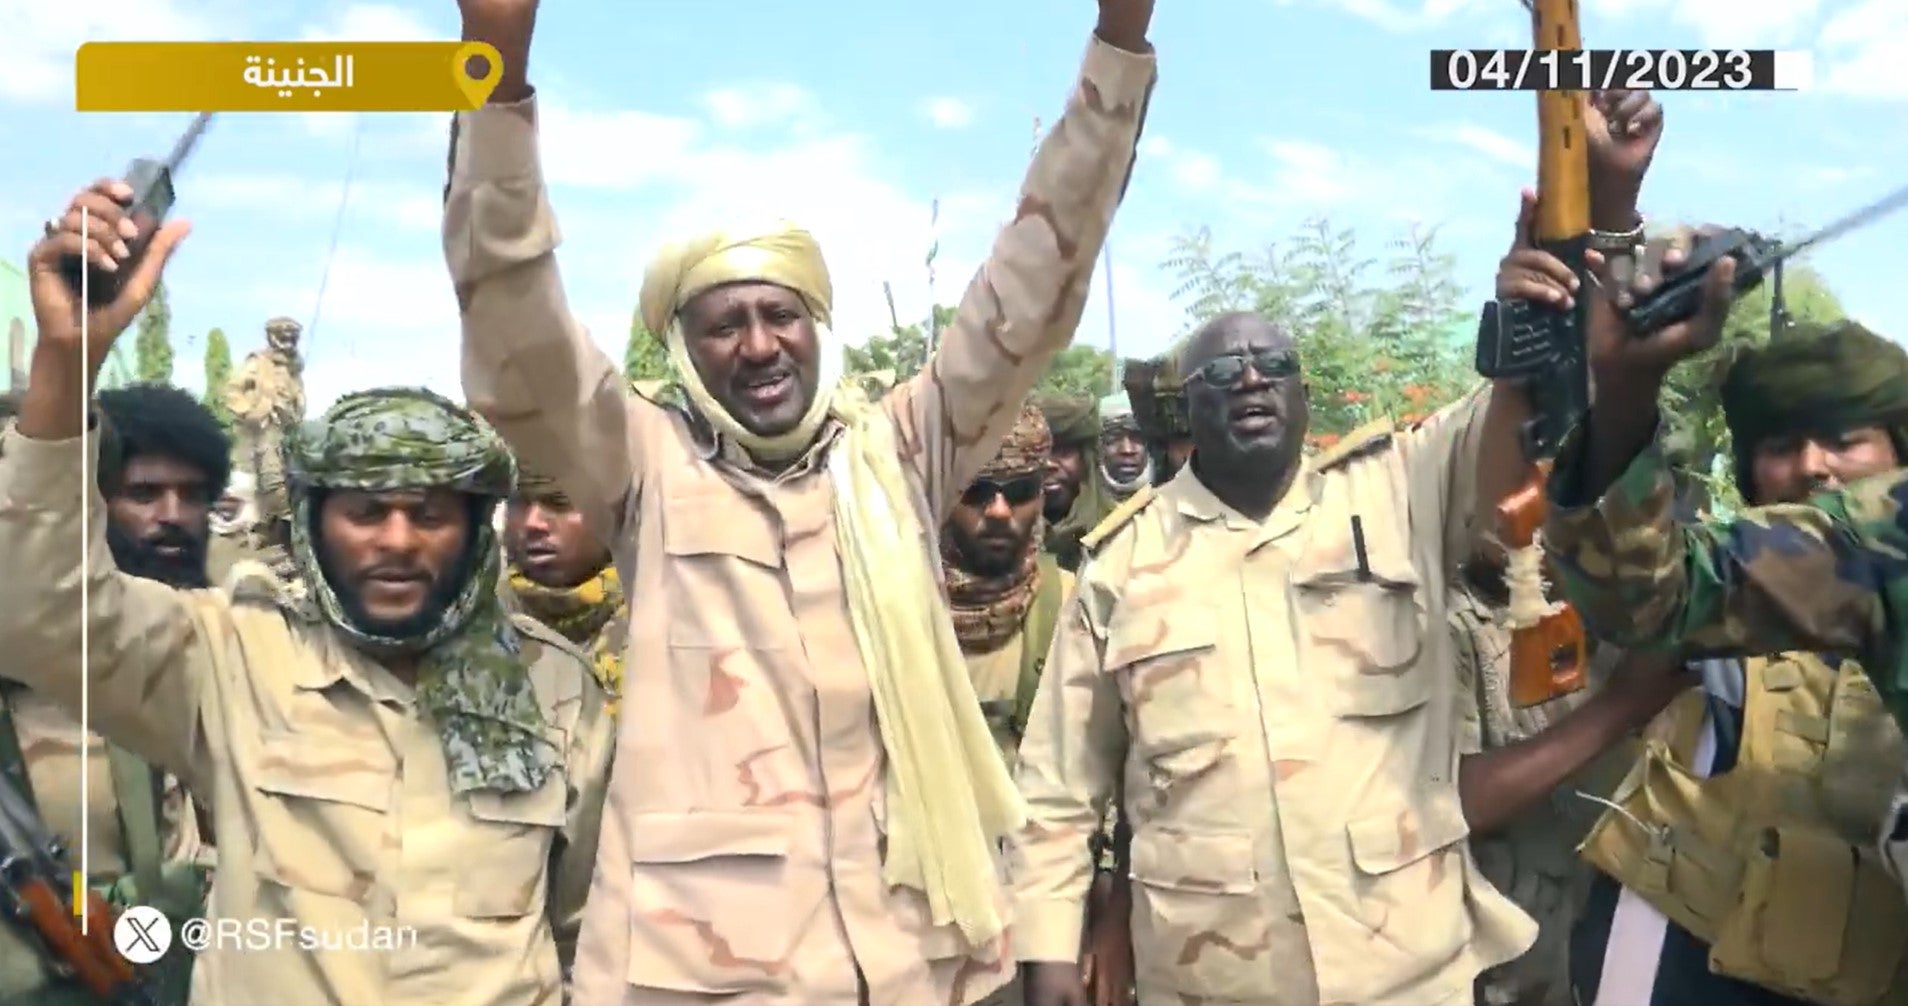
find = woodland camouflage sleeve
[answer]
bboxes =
[1543,425,1899,715]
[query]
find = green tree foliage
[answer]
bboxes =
[841,304,1117,399]
[1163,217,1474,445]
[202,326,234,428]
[624,312,678,384]
[1658,260,1845,517]
[133,281,174,384]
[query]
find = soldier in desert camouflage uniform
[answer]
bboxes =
[1013,309,1546,1006]
[224,316,304,565]
[2,192,614,1002]
[449,0,1154,1001]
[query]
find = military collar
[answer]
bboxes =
[1171,460,1314,542]
[292,634,416,707]
[683,405,845,483]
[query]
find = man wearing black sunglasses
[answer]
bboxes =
[1014,307,1539,1005]
[943,403,1073,770]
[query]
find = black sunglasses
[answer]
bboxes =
[1189,349,1301,388]
[961,474,1044,508]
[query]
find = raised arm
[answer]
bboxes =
[448,0,647,545]
[4,180,216,784]
[1011,583,1127,967]
[1545,423,1891,670]
[891,5,1157,519]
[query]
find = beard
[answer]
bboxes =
[107,522,210,589]
[318,541,477,641]
[951,523,1030,579]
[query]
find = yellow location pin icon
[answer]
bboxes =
[453,41,503,108]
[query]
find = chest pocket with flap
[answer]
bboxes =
[1291,505,1428,718]
[456,778,568,919]
[661,492,788,648]
[250,730,392,906]
[1105,607,1231,782]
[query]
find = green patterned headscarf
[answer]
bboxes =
[1722,320,1908,501]
[283,387,555,795]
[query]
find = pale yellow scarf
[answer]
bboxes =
[648,227,1022,945]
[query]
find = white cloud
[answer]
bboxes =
[1415,122,1530,172]
[1258,140,1359,204]
[0,0,225,103]
[700,83,819,130]
[1172,152,1223,190]
[920,97,975,129]
[1816,0,1908,99]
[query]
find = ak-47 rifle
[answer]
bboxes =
[1472,0,1591,708]
[0,772,154,1005]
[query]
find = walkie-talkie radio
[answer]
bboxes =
[58,113,213,308]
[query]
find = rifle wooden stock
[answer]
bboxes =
[1499,0,1592,708]
[13,877,137,998]
[1495,465,1588,706]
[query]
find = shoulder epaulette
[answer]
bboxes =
[1080,485,1157,554]
[1313,417,1395,471]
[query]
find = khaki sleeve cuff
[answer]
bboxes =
[0,426,96,507]
[454,94,543,183]
[1081,32,1158,98]
[1014,899,1086,962]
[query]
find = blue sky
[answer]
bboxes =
[2,0,1903,412]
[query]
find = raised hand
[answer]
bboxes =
[1584,89,1662,198]
[1587,227,1735,382]
[1095,0,1155,52]
[1495,188,1606,310]
[27,178,190,374]
[457,0,537,103]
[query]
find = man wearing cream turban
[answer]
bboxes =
[446,1,1158,1003]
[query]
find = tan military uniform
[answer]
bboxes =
[225,321,305,525]
[1580,652,1908,1005]
[0,689,212,1002]
[1447,584,1636,1006]
[968,557,1075,773]
[1011,390,1538,1006]
[445,32,1153,1006]
[0,427,616,1006]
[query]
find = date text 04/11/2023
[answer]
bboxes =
[1429,48,1808,91]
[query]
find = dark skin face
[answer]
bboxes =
[1749,424,1899,505]
[677,281,823,439]
[317,488,473,639]
[1100,428,1147,483]
[504,495,612,588]
[1043,443,1086,522]
[106,454,213,587]
[1182,313,1309,519]
[947,471,1045,577]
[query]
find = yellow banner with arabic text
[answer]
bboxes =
[75,41,503,113]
